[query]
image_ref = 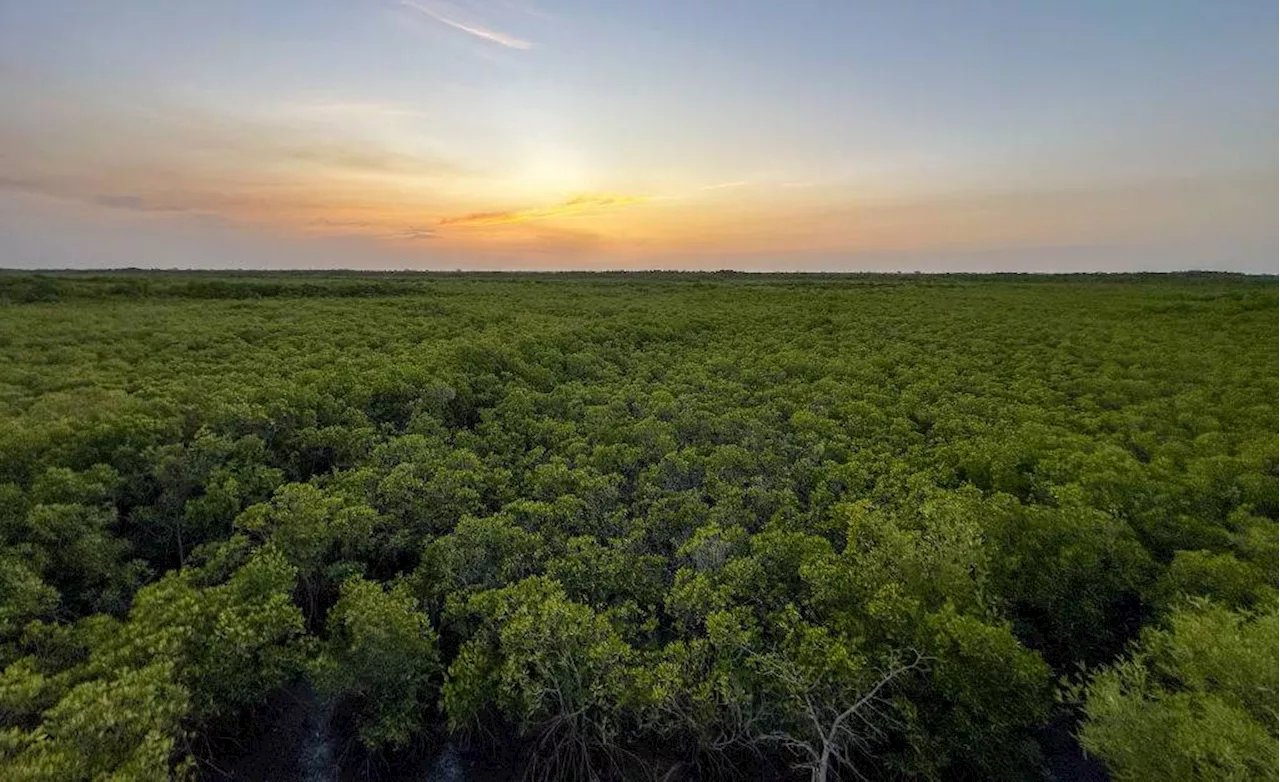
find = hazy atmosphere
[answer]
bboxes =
[1,0,1275,271]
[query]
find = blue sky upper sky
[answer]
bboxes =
[0,0,1274,271]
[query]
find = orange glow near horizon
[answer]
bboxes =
[7,150,1273,266]
[0,1,1274,271]
[438,193,651,227]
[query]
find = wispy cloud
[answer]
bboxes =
[91,194,194,213]
[309,217,376,229]
[276,143,464,177]
[399,1,533,49]
[0,173,261,217]
[276,98,432,120]
[439,193,647,227]
[644,180,753,202]
[0,176,46,195]
[0,81,474,234]
[386,227,438,241]
[0,176,187,213]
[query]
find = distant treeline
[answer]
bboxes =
[0,269,1273,304]
[0,274,431,303]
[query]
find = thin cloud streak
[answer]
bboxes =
[399,1,533,49]
[644,180,755,202]
[276,98,432,120]
[0,174,265,218]
[386,228,438,241]
[439,193,647,227]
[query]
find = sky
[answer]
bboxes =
[0,0,1274,272]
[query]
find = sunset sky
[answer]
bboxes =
[1,0,1274,271]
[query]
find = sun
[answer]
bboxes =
[511,145,590,198]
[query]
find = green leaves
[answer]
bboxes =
[986,495,1156,666]
[0,662,191,782]
[442,577,639,774]
[415,514,545,614]
[90,546,307,718]
[1077,600,1279,781]
[310,577,440,751]
[0,273,1275,778]
[235,483,377,577]
[0,555,58,643]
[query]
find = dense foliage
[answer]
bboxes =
[0,271,1275,780]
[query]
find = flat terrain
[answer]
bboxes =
[0,272,1275,780]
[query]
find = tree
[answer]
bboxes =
[234,483,378,619]
[310,577,441,751]
[85,545,307,718]
[442,577,639,780]
[1075,599,1278,781]
[0,662,192,782]
[753,647,924,782]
